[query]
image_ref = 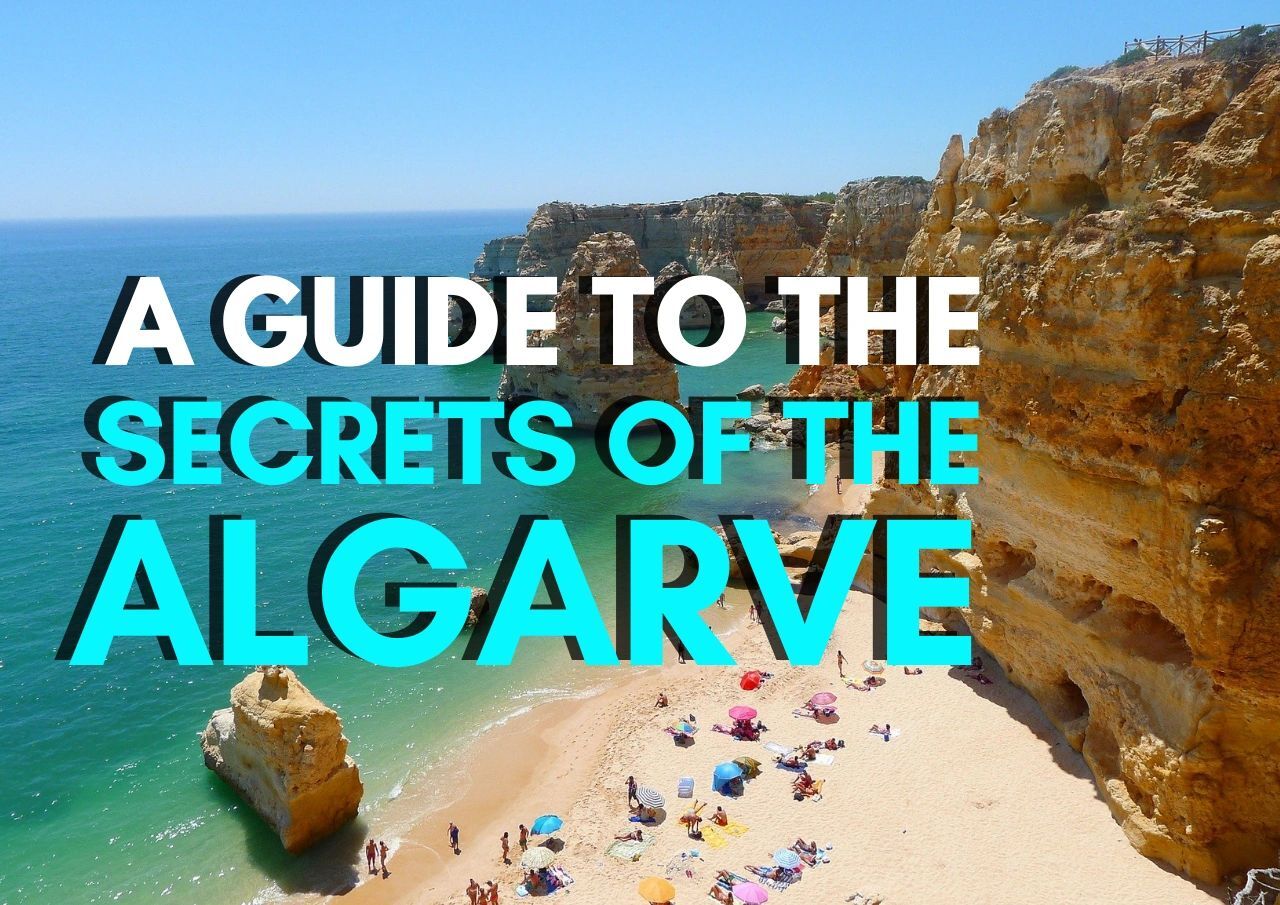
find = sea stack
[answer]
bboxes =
[497,231,680,426]
[201,666,362,853]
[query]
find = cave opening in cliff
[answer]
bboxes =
[1048,675,1090,728]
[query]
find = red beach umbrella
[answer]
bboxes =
[740,670,763,691]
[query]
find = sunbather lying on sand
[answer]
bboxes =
[959,656,984,672]
[903,667,923,675]
[708,885,733,903]
[779,751,806,769]
[869,724,891,735]
[968,673,994,685]
[614,829,644,841]
[821,737,845,750]
[748,865,788,881]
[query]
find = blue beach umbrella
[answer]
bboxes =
[712,761,744,794]
[773,848,802,869]
[531,814,563,835]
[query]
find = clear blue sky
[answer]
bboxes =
[3,2,1274,219]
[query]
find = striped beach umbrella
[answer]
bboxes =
[635,786,666,809]
[521,846,556,870]
[773,848,802,869]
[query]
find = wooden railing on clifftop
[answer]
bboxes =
[1124,24,1279,58]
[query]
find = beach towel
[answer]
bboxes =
[721,821,749,837]
[750,866,802,891]
[665,849,704,879]
[607,837,655,861]
[699,823,729,849]
[813,753,835,766]
[677,776,694,798]
[715,871,754,891]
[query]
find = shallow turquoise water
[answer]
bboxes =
[0,213,806,904]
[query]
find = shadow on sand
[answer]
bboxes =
[945,646,1226,900]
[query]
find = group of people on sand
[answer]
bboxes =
[364,838,389,875]
[465,878,500,904]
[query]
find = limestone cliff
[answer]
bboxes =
[476,194,834,305]
[201,667,363,853]
[497,232,680,426]
[786,176,931,400]
[857,55,1280,881]
[473,235,525,278]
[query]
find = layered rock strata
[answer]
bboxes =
[856,55,1280,881]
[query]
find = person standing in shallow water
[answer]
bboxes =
[379,840,388,873]
[449,821,461,854]
[365,838,376,873]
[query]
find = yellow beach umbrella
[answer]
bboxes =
[637,875,676,903]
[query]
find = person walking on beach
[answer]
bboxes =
[749,600,760,624]
[837,649,848,678]
[466,878,481,904]
[378,840,389,873]
[500,831,510,864]
[365,838,377,873]
[627,775,639,808]
[518,823,529,850]
[448,821,461,854]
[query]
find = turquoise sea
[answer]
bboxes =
[0,212,807,904]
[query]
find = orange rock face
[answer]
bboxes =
[201,667,363,853]
[857,56,1280,881]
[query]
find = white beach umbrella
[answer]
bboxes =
[521,846,557,870]
[635,786,666,809]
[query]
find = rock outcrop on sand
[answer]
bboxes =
[201,667,362,853]
[497,232,680,426]
[475,194,834,305]
[850,55,1280,882]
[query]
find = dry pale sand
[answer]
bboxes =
[332,464,1224,905]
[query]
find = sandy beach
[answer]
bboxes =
[331,464,1225,905]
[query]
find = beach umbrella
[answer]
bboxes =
[521,846,557,870]
[732,881,770,903]
[728,705,757,722]
[809,691,838,707]
[712,761,744,793]
[635,786,666,809]
[740,670,763,691]
[637,875,676,903]
[670,720,696,735]
[733,756,762,779]
[773,848,802,869]
[530,814,563,835]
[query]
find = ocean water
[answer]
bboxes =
[0,212,807,904]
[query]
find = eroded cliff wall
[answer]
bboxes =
[860,55,1280,881]
[498,232,680,426]
[475,194,834,304]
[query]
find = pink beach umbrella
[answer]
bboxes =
[732,881,770,903]
[809,691,838,707]
[728,705,758,722]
